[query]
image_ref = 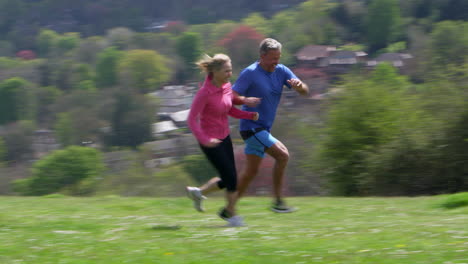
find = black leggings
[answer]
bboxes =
[199,135,237,192]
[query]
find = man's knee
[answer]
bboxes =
[269,143,289,163]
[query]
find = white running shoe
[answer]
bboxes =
[185,186,206,212]
[225,215,245,227]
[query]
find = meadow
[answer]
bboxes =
[0,195,467,264]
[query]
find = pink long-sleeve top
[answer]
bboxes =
[188,75,256,145]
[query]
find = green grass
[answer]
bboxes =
[0,196,467,264]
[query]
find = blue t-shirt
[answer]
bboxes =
[233,61,297,131]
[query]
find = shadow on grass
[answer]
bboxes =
[149,224,182,231]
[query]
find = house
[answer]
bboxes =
[322,50,368,74]
[169,109,190,127]
[295,45,336,67]
[367,52,413,72]
[149,85,196,113]
[152,120,179,139]
[143,135,198,159]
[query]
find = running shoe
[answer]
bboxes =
[218,207,232,220]
[226,215,245,227]
[271,199,297,213]
[185,186,206,212]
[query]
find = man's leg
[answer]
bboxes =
[237,154,263,197]
[265,140,291,211]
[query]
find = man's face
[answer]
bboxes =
[260,49,281,72]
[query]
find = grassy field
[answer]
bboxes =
[0,195,467,264]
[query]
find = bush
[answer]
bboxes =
[181,154,217,184]
[13,146,105,196]
[438,192,468,209]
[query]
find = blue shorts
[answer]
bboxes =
[243,130,278,158]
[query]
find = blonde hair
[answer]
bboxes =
[196,53,231,74]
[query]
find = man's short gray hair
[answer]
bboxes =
[259,38,282,55]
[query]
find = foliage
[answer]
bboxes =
[217,25,264,73]
[108,91,155,148]
[75,36,107,64]
[105,27,135,50]
[175,32,202,82]
[438,192,468,209]
[0,77,35,125]
[429,21,468,67]
[314,64,422,195]
[16,50,36,60]
[56,32,81,54]
[13,146,105,196]
[95,47,122,88]
[365,0,403,53]
[383,41,407,53]
[0,120,35,162]
[181,154,217,184]
[93,150,196,197]
[36,29,59,57]
[0,137,5,163]
[54,112,75,147]
[151,165,198,196]
[241,13,271,36]
[118,49,171,93]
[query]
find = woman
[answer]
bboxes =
[186,54,259,227]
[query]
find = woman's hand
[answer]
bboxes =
[253,112,260,121]
[202,138,221,148]
[244,97,261,107]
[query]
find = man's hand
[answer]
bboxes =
[287,78,309,96]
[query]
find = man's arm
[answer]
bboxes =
[287,78,309,97]
[233,91,261,107]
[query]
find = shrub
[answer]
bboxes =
[181,154,217,184]
[438,192,468,209]
[13,146,105,196]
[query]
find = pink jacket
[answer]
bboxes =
[188,75,256,145]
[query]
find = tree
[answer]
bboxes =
[241,13,271,36]
[430,21,468,67]
[1,121,35,162]
[106,27,135,50]
[0,77,35,125]
[36,29,59,57]
[175,31,202,82]
[0,137,6,164]
[118,49,171,93]
[108,91,155,148]
[95,47,122,88]
[56,32,81,54]
[0,0,23,37]
[13,146,105,196]
[54,112,75,147]
[314,64,416,195]
[75,36,107,64]
[217,25,264,73]
[366,0,403,53]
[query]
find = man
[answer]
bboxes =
[232,38,309,213]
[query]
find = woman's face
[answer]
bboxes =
[212,61,232,85]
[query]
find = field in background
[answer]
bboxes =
[0,196,467,264]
